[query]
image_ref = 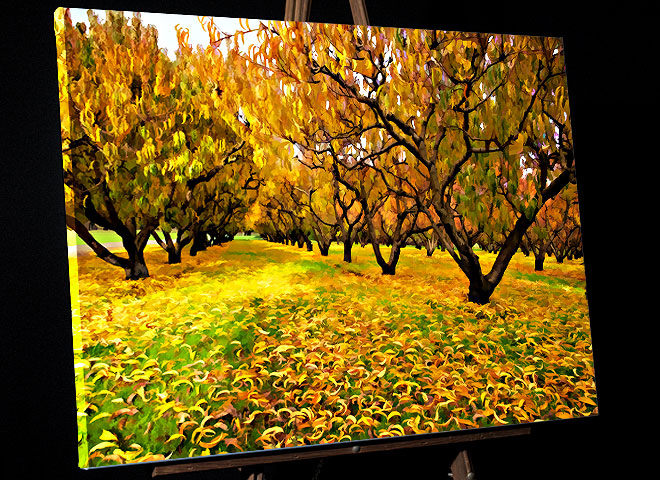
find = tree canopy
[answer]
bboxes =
[57,9,253,278]
[58,9,579,303]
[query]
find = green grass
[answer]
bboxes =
[72,229,123,245]
[509,269,586,295]
[71,230,260,246]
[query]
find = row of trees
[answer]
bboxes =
[252,173,582,274]
[57,9,581,303]
[57,10,261,279]
[204,18,578,303]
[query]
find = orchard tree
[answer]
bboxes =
[150,139,247,263]
[143,21,254,264]
[291,162,339,256]
[547,184,582,263]
[228,21,576,303]
[57,8,179,279]
[58,9,253,275]
[523,205,554,271]
[327,145,426,275]
[523,173,581,270]
[191,19,373,264]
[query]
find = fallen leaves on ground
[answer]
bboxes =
[71,238,596,466]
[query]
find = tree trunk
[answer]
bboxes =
[368,224,403,275]
[343,241,352,263]
[190,231,208,256]
[66,214,153,280]
[120,226,153,279]
[425,235,437,256]
[467,274,496,304]
[381,264,397,275]
[519,241,530,256]
[379,244,401,275]
[534,251,545,271]
[305,237,313,251]
[124,257,149,280]
[168,249,182,264]
[317,241,330,256]
[152,230,190,264]
[457,213,534,304]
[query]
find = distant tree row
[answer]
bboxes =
[252,177,582,274]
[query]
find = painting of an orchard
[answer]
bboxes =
[56,7,596,468]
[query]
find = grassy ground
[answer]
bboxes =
[69,229,193,246]
[69,229,123,245]
[70,237,597,467]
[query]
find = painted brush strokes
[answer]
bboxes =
[55,7,595,467]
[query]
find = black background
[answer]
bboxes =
[3,1,636,479]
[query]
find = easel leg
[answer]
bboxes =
[450,450,475,480]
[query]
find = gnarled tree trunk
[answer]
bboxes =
[66,215,153,280]
[534,251,546,271]
[152,230,193,264]
[189,229,208,256]
[342,240,353,263]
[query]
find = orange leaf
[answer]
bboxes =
[179,420,198,435]
[224,437,243,451]
[198,434,226,449]
[111,407,138,418]
[579,396,597,406]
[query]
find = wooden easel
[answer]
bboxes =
[149,2,532,478]
[152,425,531,478]
[285,0,370,25]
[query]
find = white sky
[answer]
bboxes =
[68,8,258,59]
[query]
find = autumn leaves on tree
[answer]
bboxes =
[57,9,581,303]
[58,10,254,279]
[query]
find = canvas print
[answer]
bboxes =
[56,7,597,468]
